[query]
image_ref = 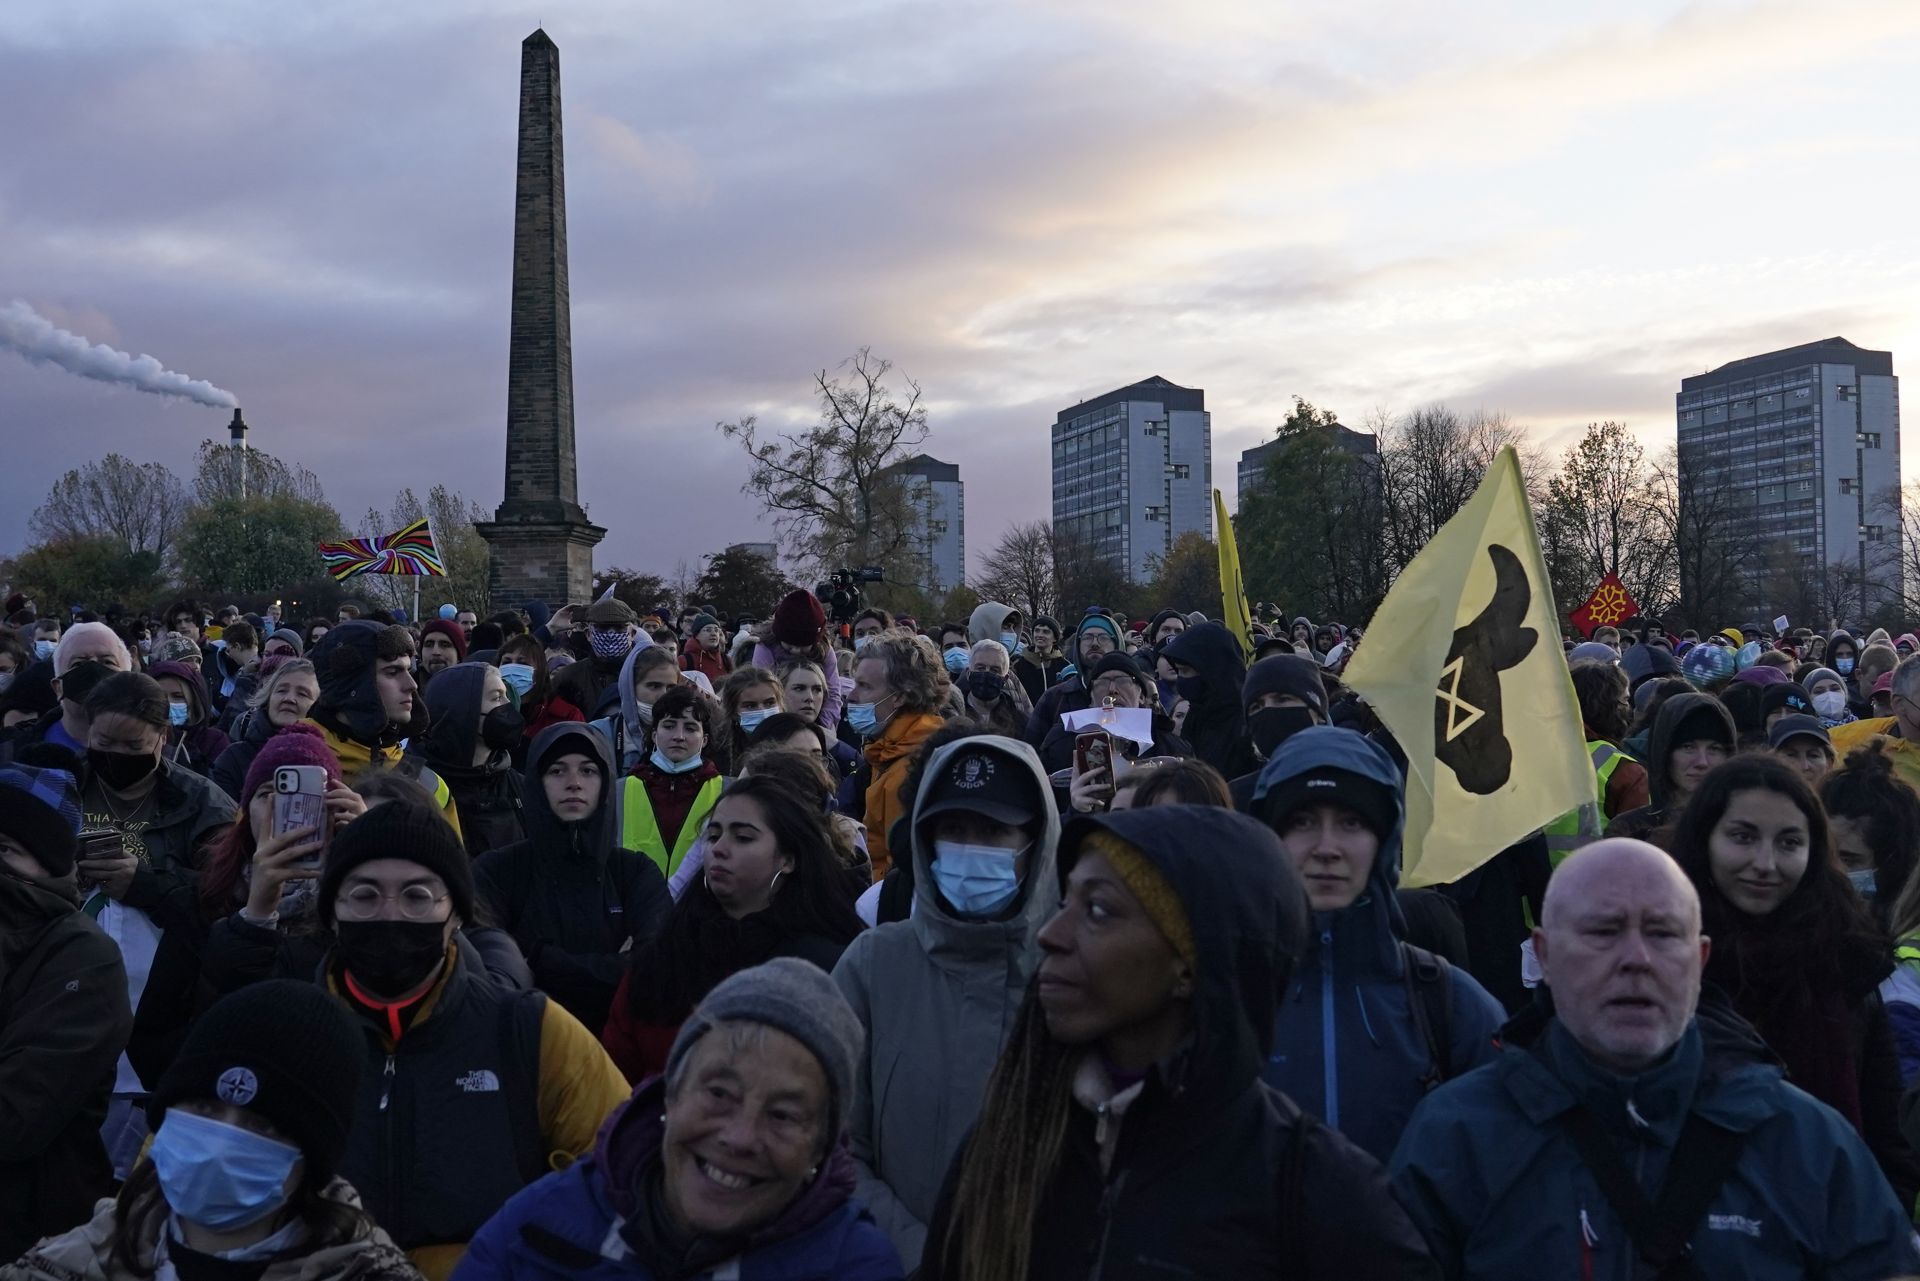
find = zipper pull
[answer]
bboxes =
[1580,1207,1599,1246]
[378,1054,396,1111]
[1094,1101,1111,1148]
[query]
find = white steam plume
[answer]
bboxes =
[0,299,237,409]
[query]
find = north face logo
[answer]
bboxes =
[455,1070,501,1093]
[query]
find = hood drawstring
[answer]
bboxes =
[1354,986,1382,1048]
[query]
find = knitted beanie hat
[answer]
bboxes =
[318,797,475,925]
[0,762,83,879]
[148,980,363,1180]
[240,723,344,809]
[771,589,827,649]
[666,957,865,1141]
[1078,829,1196,969]
[419,619,469,662]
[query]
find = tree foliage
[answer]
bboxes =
[594,567,674,619]
[178,495,344,597]
[1144,530,1220,615]
[6,535,167,612]
[1539,421,1673,622]
[192,440,328,506]
[693,547,790,621]
[717,349,931,581]
[30,454,190,569]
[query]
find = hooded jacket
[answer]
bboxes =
[830,736,1060,1270]
[1159,622,1257,778]
[1389,994,1920,1281]
[412,662,526,858]
[922,804,1440,1281]
[449,1081,903,1281]
[1826,629,1861,690]
[1618,640,1681,690]
[966,601,1020,647]
[1253,728,1505,1161]
[588,642,662,774]
[0,870,132,1262]
[1603,693,1735,843]
[148,659,231,778]
[475,723,673,1032]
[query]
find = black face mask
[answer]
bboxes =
[1250,706,1318,759]
[60,660,113,707]
[333,919,450,996]
[964,670,1005,702]
[88,747,159,791]
[480,704,525,752]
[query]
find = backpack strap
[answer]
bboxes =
[1400,942,1454,1092]
[1276,1095,1315,1272]
[499,991,551,1183]
[1557,1106,1749,1280]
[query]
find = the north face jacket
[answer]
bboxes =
[1389,996,1920,1281]
[831,735,1061,1270]
[1253,728,1506,1161]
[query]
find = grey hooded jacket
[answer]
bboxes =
[829,734,1060,1271]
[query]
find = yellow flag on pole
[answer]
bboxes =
[1341,448,1590,887]
[1214,489,1254,658]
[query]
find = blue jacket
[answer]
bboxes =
[1389,1000,1920,1281]
[1254,728,1506,1161]
[451,1081,903,1281]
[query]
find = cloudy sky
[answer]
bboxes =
[4,0,1918,579]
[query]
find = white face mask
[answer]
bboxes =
[1813,690,1849,719]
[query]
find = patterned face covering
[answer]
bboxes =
[590,627,634,660]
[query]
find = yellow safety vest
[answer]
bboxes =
[620,775,725,877]
[1543,740,1631,866]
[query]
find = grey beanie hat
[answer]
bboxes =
[666,958,863,1138]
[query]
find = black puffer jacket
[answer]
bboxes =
[411,662,525,858]
[922,804,1439,1281]
[475,723,673,1032]
[0,872,132,1261]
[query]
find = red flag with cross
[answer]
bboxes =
[1567,572,1639,639]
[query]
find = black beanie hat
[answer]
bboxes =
[1258,765,1399,845]
[319,799,476,925]
[148,981,363,1180]
[1242,654,1327,717]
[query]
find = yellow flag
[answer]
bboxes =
[1214,489,1253,658]
[1341,448,1590,887]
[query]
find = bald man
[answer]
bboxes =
[1389,839,1920,1281]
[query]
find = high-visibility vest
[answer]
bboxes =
[620,775,725,877]
[1543,741,1631,866]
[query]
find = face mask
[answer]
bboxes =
[737,708,773,734]
[89,746,158,790]
[34,639,55,661]
[0,672,12,695]
[138,638,152,655]
[1835,657,1855,675]
[148,1110,299,1232]
[1156,678,1178,713]
[1813,690,1849,719]
[1175,674,1207,703]
[1849,867,1877,898]
[1250,705,1317,759]
[1000,631,1022,656]
[964,671,1005,702]
[853,635,873,652]
[590,628,634,660]
[943,646,969,674]
[481,704,525,751]
[498,663,535,699]
[650,748,704,775]
[634,701,655,725]
[333,918,449,996]
[168,702,191,728]
[847,700,884,739]
[59,659,111,706]
[931,841,1025,917]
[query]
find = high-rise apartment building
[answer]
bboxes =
[887,454,965,595]
[1677,337,1900,613]
[1052,376,1212,582]
[1237,420,1378,511]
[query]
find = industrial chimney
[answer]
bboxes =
[229,408,249,500]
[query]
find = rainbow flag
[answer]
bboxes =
[318,518,447,580]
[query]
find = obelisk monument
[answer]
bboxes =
[476,28,604,606]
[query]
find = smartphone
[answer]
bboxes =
[273,766,330,867]
[1074,729,1116,804]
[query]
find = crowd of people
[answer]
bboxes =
[4,583,1920,1279]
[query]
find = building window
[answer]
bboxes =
[1860,432,1883,449]
[1839,478,1854,495]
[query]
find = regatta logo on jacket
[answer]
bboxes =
[455,1069,502,1093]
[1708,1214,1763,1238]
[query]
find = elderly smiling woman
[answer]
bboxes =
[452,958,902,1281]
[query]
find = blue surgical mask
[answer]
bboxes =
[737,708,773,734]
[931,840,1025,917]
[853,635,873,652]
[1001,631,1022,656]
[650,748,703,775]
[34,639,55,661]
[148,1109,299,1232]
[1836,657,1856,675]
[168,701,190,727]
[1849,867,1877,898]
[499,663,535,699]
[944,646,969,674]
[847,701,882,738]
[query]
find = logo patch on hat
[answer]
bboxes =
[953,755,995,790]
[216,1066,259,1106]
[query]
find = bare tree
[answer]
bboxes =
[30,454,189,567]
[1540,421,1675,622]
[357,485,495,617]
[716,349,931,580]
[192,440,328,506]
[1376,405,1540,577]
[975,520,1059,623]
[1643,445,1763,627]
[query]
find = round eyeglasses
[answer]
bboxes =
[335,884,448,921]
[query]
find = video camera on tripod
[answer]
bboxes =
[816,566,885,624]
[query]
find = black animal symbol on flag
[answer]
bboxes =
[1433,543,1538,794]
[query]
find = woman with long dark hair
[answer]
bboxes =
[1821,739,1920,924]
[496,634,583,766]
[1668,753,1920,1204]
[920,805,1437,1281]
[600,774,864,1082]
